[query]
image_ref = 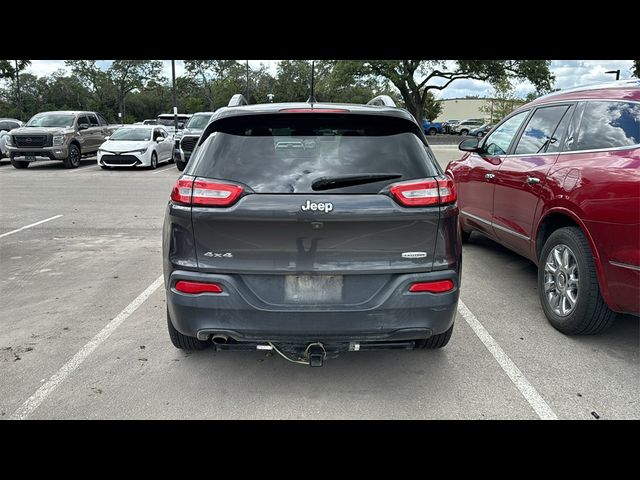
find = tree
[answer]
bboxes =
[0,60,32,115]
[422,92,443,121]
[108,60,164,122]
[183,60,243,110]
[480,79,526,124]
[632,60,640,78]
[335,60,554,122]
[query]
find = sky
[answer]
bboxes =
[20,60,637,99]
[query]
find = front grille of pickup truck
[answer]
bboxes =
[180,136,198,153]
[14,135,49,148]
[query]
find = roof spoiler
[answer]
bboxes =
[228,94,248,107]
[366,95,396,107]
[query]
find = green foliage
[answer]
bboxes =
[336,60,554,121]
[422,92,442,121]
[632,60,640,78]
[480,81,526,124]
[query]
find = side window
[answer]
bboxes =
[97,113,109,126]
[77,115,89,127]
[87,114,99,127]
[569,101,640,151]
[545,105,574,154]
[153,129,162,140]
[514,105,571,155]
[160,128,168,138]
[483,110,530,156]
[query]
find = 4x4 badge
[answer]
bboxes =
[204,252,233,258]
[301,200,333,213]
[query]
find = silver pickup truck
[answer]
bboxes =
[4,110,119,169]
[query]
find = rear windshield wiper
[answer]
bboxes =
[311,173,403,191]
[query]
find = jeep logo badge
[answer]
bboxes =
[25,137,32,143]
[301,200,333,213]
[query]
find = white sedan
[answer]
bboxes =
[97,125,174,169]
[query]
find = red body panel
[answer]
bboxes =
[447,84,640,316]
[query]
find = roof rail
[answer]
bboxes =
[367,95,396,107]
[228,94,248,107]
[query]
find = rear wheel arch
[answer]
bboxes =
[535,209,613,309]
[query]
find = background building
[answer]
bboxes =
[434,98,525,123]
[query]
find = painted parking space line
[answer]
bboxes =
[151,164,177,175]
[457,299,558,420]
[10,274,164,420]
[0,215,64,239]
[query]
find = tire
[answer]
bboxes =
[461,229,471,243]
[176,160,186,171]
[149,151,158,169]
[428,127,437,136]
[167,309,210,350]
[63,143,81,169]
[10,158,29,169]
[538,226,616,335]
[460,129,469,136]
[415,323,454,349]
[477,131,484,138]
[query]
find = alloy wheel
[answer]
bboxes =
[543,244,580,316]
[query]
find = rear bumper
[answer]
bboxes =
[166,269,459,342]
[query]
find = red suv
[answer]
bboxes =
[447,80,640,335]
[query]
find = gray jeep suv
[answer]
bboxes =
[162,95,462,366]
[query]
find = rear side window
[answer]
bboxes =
[189,114,438,194]
[514,105,571,155]
[569,101,640,151]
[87,114,99,127]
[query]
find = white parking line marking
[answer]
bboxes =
[457,300,558,420]
[0,215,63,239]
[151,164,176,175]
[10,274,164,420]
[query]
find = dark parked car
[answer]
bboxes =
[447,79,640,335]
[163,94,462,365]
[176,111,215,171]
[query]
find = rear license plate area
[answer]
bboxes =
[284,275,343,303]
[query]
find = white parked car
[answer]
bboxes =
[97,125,174,169]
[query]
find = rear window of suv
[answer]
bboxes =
[569,101,640,151]
[188,114,439,194]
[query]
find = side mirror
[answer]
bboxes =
[156,137,165,143]
[459,137,482,153]
[104,136,110,141]
[78,123,89,130]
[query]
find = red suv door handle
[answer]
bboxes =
[526,176,541,185]
[485,173,495,180]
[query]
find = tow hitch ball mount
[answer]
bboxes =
[305,342,327,367]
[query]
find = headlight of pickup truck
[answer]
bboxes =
[53,135,65,146]
[4,135,12,146]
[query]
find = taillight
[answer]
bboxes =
[170,176,243,207]
[191,179,243,207]
[175,280,223,294]
[389,178,457,207]
[408,280,454,293]
[170,176,194,205]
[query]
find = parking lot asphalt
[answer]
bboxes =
[0,151,638,420]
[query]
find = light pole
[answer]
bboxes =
[15,60,21,117]
[172,60,178,131]
[605,69,620,80]
[245,60,249,99]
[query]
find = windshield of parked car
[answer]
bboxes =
[185,114,212,129]
[26,114,75,128]
[109,128,151,141]
[157,116,190,127]
[188,114,439,194]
